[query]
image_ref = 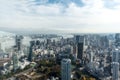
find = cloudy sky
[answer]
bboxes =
[1,0,120,34]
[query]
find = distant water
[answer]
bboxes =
[0,34,74,52]
[0,38,15,51]
[59,34,73,38]
[0,36,31,51]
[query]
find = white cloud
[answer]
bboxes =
[0,0,120,33]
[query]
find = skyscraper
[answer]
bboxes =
[73,45,77,60]
[61,59,71,80]
[36,40,40,45]
[90,51,94,63]
[15,35,23,51]
[112,49,119,62]
[77,42,84,60]
[28,41,35,62]
[12,46,19,72]
[74,35,84,60]
[115,33,120,47]
[112,48,120,80]
[112,62,119,80]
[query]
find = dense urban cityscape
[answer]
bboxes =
[1,0,120,80]
[0,32,119,80]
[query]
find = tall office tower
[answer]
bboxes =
[90,51,94,63]
[74,35,80,43]
[74,35,84,60]
[61,59,71,80]
[112,49,119,62]
[36,40,40,46]
[112,62,119,80]
[15,35,23,51]
[100,36,109,48]
[28,41,35,62]
[115,33,120,47]
[73,45,77,60]
[112,48,120,80]
[12,46,19,72]
[46,39,51,45]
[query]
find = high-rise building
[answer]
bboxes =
[112,48,120,80]
[61,59,71,80]
[28,41,35,62]
[73,45,77,60]
[115,33,120,47]
[112,62,119,80]
[90,51,94,63]
[77,42,84,60]
[74,35,84,43]
[74,35,84,60]
[15,35,23,51]
[100,36,109,48]
[112,49,119,62]
[13,52,19,72]
[36,40,40,46]
[12,46,19,72]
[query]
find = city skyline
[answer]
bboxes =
[0,32,119,80]
[0,0,120,33]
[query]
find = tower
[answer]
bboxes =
[77,42,84,59]
[115,33,120,47]
[90,51,94,63]
[15,35,23,51]
[112,49,119,62]
[61,59,71,80]
[12,46,19,72]
[112,49,119,80]
[28,41,35,62]
[73,45,77,60]
[74,35,84,60]
[112,62,119,80]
